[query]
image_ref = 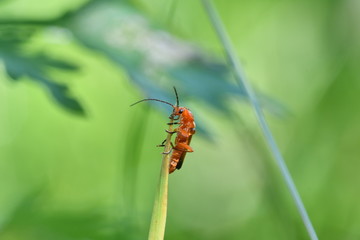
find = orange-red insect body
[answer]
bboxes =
[168,106,196,173]
[130,88,196,174]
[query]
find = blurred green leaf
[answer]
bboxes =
[62,0,281,116]
[1,0,283,117]
[0,36,84,114]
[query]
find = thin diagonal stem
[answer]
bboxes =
[200,1,318,239]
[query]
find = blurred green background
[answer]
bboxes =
[1,0,359,239]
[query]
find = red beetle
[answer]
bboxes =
[131,87,196,173]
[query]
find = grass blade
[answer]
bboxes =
[200,1,319,239]
[148,119,174,240]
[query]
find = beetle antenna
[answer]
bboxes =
[130,98,174,107]
[173,86,179,107]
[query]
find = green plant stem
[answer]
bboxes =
[200,1,318,240]
[148,118,173,240]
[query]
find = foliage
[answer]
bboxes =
[0,0,359,239]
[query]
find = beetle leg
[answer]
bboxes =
[156,139,166,147]
[160,141,175,154]
[162,148,173,155]
[159,141,175,148]
[170,115,180,121]
[167,122,179,125]
[175,142,194,152]
[165,129,177,134]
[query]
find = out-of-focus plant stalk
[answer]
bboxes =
[200,1,319,240]
[148,118,173,240]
